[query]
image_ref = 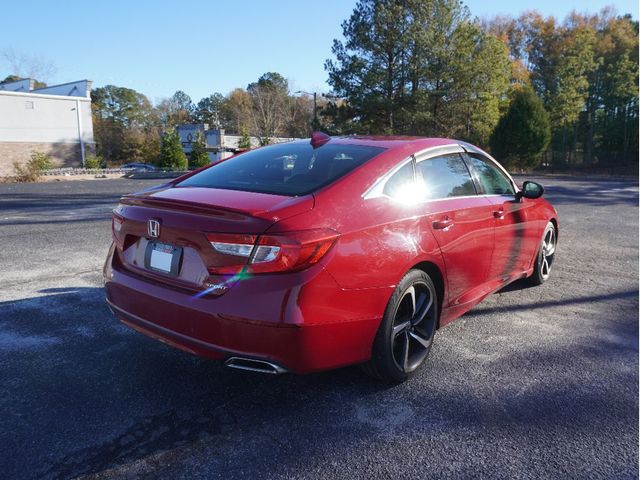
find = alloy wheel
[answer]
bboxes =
[391,281,437,373]
[540,226,556,280]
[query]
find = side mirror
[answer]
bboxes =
[516,181,544,200]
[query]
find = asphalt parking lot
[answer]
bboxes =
[0,175,637,479]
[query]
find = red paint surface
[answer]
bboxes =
[104,136,558,373]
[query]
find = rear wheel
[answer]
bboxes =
[363,269,438,383]
[528,221,557,285]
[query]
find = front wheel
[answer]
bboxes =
[528,221,557,285]
[363,269,439,383]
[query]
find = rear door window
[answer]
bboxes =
[177,142,385,196]
[415,154,477,199]
[464,154,515,195]
[383,161,416,199]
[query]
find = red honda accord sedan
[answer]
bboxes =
[104,133,558,382]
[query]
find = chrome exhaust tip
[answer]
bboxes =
[224,356,287,375]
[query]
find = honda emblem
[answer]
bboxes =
[147,219,160,238]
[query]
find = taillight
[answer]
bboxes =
[112,215,124,247]
[112,215,123,232]
[206,228,339,275]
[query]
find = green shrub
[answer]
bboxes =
[30,151,53,171]
[238,129,252,149]
[13,151,53,182]
[13,162,38,182]
[158,128,188,170]
[490,86,551,171]
[84,154,103,169]
[188,131,210,169]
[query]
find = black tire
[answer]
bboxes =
[363,269,439,383]
[528,221,557,285]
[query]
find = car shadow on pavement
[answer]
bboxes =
[541,181,639,207]
[496,278,538,293]
[0,286,638,479]
[473,288,638,315]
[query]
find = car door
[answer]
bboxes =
[414,151,496,308]
[462,152,537,281]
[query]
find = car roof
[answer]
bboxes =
[291,135,459,151]
[291,135,509,173]
[295,134,518,192]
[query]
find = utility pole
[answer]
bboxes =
[312,92,317,130]
[75,99,86,167]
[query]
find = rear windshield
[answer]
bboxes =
[176,141,385,196]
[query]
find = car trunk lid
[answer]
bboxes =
[112,185,313,292]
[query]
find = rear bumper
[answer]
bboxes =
[104,244,391,373]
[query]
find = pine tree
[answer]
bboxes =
[440,21,511,144]
[325,0,511,138]
[188,131,210,169]
[490,86,551,170]
[158,128,188,170]
[238,128,252,149]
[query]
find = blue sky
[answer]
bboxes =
[1,0,636,104]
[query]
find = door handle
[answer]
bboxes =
[432,218,454,230]
[493,209,505,219]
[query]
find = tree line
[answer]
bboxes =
[90,72,316,167]
[91,1,638,171]
[5,0,634,172]
[326,0,638,172]
[488,7,639,170]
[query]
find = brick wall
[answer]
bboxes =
[0,142,95,177]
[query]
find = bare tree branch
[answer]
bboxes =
[2,48,57,82]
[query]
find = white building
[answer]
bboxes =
[0,79,94,176]
[176,123,298,163]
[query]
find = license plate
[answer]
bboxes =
[145,242,182,275]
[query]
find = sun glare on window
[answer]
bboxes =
[393,181,425,204]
